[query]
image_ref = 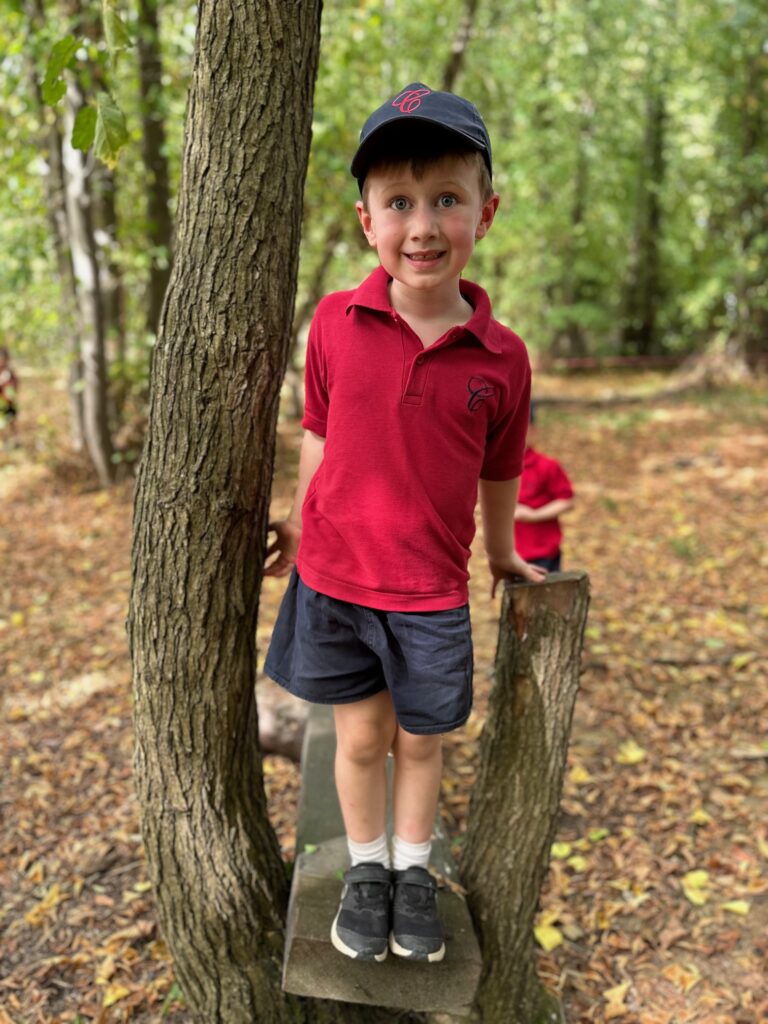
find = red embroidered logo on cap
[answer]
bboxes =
[392,88,431,114]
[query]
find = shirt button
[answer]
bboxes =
[416,355,424,364]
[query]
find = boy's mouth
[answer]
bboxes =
[405,251,445,263]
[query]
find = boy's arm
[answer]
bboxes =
[479,478,547,595]
[515,497,575,523]
[264,430,325,577]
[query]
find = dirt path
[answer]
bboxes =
[1,371,766,1023]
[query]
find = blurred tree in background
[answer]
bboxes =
[1,0,765,480]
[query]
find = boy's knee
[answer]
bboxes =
[393,729,442,762]
[336,721,393,766]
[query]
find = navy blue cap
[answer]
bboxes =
[351,82,492,184]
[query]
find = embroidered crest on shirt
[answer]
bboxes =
[467,376,496,412]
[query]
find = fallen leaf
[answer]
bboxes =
[721,899,750,915]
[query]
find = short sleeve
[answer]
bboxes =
[301,314,328,436]
[480,358,531,480]
[546,459,574,500]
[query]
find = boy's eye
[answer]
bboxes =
[389,197,410,211]
[438,194,458,208]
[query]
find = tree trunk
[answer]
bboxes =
[620,79,665,356]
[24,0,86,451]
[137,0,174,339]
[463,572,590,1024]
[127,3,331,1020]
[62,77,114,485]
[441,0,479,92]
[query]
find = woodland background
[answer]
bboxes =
[1,0,767,1022]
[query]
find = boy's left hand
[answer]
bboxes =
[488,552,547,597]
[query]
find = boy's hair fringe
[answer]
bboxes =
[359,123,493,206]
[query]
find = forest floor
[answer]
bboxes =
[1,368,767,1024]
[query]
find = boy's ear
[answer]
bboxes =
[475,193,500,241]
[356,201,377,248]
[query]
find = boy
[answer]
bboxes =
[514,403,575,572]
[0,346,19,446]
[264,83,544,964]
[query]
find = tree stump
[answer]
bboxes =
[462,571,590,1024]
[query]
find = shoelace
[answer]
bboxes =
[350,881,389,912]
[398,882,435,916]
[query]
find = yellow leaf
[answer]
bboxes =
[10,611,25,627]
[721,900,750,915]
[96,954,116,985]
[551,842,572,859]
[731,651,756,670]
[133,881,152,893]
[615,740,646,765]
[569,763,593,784]
[682,870,710,905]
[688,808,712,826]
[604,981,630,1014]
[567,855,589,872]
[25,883,65,925]
[103,984,131,1008]
[534,923,563,952]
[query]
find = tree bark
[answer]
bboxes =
[463,572,590,1024]
[137,0,174,339]
[62,76,115,485]
[128,3,331,1021]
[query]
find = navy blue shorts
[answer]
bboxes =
[264,570,473,735]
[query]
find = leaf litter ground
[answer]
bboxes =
[1,371,766,1023]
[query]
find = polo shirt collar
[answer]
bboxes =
[345,264,500,353]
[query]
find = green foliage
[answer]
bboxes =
[41,35,79,104]
[3,0,766,388]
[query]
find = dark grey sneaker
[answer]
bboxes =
[331,862,391,961]
[389,866,445,962]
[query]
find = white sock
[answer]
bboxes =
[392,834,432,872]
[347,833,390,869]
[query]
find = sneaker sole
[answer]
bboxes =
[331,908,388,962]
[388,931,445,962]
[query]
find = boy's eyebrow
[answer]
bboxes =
[377,178,471,191]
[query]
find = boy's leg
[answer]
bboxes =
[330,691,397,962]
[333,689,398,844]
[391,726,442,846]
[389,726,446,962]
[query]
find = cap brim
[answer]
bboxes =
[350,116,488,180]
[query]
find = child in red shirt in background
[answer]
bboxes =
[0,346,19,447]
[514,403,575,572]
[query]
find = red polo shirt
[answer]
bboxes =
[514,447,574,560]
[296,264,531,611]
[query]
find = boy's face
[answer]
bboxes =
[356,156,499,297]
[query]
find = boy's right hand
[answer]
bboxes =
[264,519,302,577]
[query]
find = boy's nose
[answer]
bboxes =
[409,204,438,239]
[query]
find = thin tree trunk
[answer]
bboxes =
[463,573,590,1024]
[441,0,480,92]
[25,0,86,450]
[127,3,337,1020]
[621,79,665,356]
[137,0,174,339]
[62,77,114,485]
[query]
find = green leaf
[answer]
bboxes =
[71,106,97,152]
[41,79,66,105]
[103,1,133,55]
[42,35,79,106]
[94,94,129,168]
